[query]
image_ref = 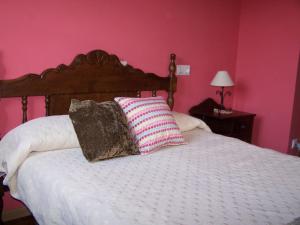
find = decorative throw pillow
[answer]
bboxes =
[69,99,139,162]
[114,96,185,154]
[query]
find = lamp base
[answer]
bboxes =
[216,86,232,111]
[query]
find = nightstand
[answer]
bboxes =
[189,98,256,143]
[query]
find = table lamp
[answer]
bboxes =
[210,71,234,110]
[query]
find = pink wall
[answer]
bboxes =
[0,0,240,135]
[233,0,300,153]
[0,0,240,210]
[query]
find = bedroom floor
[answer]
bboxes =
[4,216,36,225]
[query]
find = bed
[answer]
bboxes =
[0,50,300,225]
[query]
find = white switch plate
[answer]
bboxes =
[176,65,190,76]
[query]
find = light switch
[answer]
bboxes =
[176,65,190,76]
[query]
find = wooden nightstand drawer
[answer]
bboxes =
[204,118,233,135]
[231,117,254,143]
[199,115,254,143]
[232,117,253,133]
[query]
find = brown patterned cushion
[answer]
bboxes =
[69,99,139,162]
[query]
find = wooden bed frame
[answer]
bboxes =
[0,49,177,122]
[0,49,177,223]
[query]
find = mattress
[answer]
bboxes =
[15,129,300,225]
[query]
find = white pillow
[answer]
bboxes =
[0,115,79,197]
[172,111,211,132]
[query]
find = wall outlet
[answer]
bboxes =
[291,138,298,149]
[176,65,190,76]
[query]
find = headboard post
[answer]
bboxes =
[152,90,157,97]
[21,96,28,123]
[167,53,177,110]
[45,96,50,116]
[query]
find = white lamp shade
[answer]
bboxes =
[210,71,234,87]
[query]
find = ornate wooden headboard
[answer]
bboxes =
[0,50,177,123]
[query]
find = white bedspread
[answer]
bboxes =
[15,129,300,225]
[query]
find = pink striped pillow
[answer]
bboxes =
[114,96,185,154]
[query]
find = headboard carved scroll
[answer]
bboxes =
[0,50,177,123]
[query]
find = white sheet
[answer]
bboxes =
[0,115,80,197]
[172,111,212,132]
[0,113,211,197]
[13,129,300,225]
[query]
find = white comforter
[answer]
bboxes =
[0,115,80,196]
[13,129,300,225]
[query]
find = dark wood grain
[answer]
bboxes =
[0,50,177,120]
[189,98,256,143]
[45,96,50,116]
[21,96,27,123]
[167,53,176,109]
